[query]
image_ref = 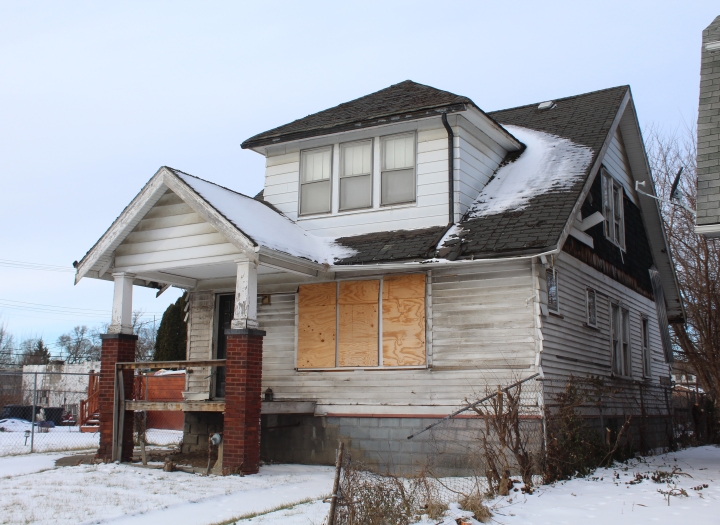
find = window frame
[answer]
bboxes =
[298,146,333,216]
[294,274,428,371]
[546,268,560,314]
[586,288,597,328]
[610,302,632,378]
[380,132,417,206]
[339,139,374,212]
[641,316,651,378]
[601,169,626,250]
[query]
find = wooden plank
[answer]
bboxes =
[383,274,426,366]
[125,400,226,412]
[117,359,225,370]
[339,280,379,367]
[297,283,336,368]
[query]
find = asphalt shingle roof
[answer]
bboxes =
[241,80,474,149]
[442,85,629,258]
[334,226,449,265]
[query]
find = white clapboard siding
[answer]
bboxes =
[261,117,509,238]
[186,291,214,394]
[540,252,671,382]
[605,128,639,205]
[115,190,242,269]
[252,261,538,411]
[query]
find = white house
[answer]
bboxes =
[74,81,682,474]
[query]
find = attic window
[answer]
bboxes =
[601,169,625,250]
[538,101,555,110]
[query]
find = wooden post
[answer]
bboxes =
[327,441,345,525]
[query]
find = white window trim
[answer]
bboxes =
[610,301,632,378]
[602,169,626,251]
[338,139,374,212]
[641,316,651,378]
[298,145,333,217]
[380,131,417,207]
[586,288,597,328]
[546,268,560,314]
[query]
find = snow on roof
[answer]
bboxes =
[174,170,355,265]
[466,125,593,218]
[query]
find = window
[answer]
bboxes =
[546,268,559,313]
[611,303,631,377]
[642,317,651,377]
[586,289,597,327]
[381,133,416,205]
[300,147,332,215]
[340,140,373,210]
[296,274,426,369]
[602,170,625,249]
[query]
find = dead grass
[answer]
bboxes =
[207,495,327,525]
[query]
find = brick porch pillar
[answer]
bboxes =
[222,328,265,475]
[96,333,137,462]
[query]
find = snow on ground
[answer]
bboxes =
[466,125,593,218]
[479,446,720,525]
[0,459,334,525]
[0,426,181,456]
[1,447,718,524]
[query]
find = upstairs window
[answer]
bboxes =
[300,147,332,215]
[611,303,631,377]
[381,133,416,205]
[586,289,597,327]
[340,140,373,211]
[601,170,625,249]
[546,268,559,313]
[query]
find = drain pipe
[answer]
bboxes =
[441,113,455,224]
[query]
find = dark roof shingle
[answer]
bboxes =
[242,80,473,149]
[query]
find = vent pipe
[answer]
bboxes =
[441,113,455,224]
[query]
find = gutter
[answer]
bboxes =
[441,113,455,224]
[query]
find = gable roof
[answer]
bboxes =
[241,80,517,150]
[74,167,353,284]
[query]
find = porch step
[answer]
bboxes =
[80,425,99,433]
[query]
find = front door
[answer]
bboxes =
[215,294,234,398]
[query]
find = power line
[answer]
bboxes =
[0,259,75,273]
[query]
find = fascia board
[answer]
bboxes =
[74,169,168,284]
[617,98,685,322]
[554,89,631,262]
[462,106,524,151]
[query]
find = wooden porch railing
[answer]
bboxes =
[79,374,100,427]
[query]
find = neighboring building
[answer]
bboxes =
[21,361,99,419]
[75,81,682,474]
[695,15,720,237]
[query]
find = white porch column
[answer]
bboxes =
[231,257,258,329]
[108,272,135,334]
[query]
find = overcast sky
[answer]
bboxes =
[0,1,716,354]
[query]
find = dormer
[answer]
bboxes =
[242,81,523,239]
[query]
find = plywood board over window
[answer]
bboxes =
[297,282,336,368]
[382,274,426,366]
[339,280,379,367]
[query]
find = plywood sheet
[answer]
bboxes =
[297,283,336,368]
[383,274,426,366]
[339,280,379,367]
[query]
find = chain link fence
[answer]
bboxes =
[0,368,185,457]
[0,369,100,456]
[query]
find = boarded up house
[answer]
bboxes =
[74,81,682,474]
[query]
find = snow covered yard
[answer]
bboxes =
[1,446,719,524]
[0,456,334,525]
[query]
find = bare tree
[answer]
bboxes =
[646,126,720,410]
[0,322,16,368]
[56,325,100,363]
[19,338,51,365]
[133,310,158,361]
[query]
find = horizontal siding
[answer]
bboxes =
[605,129,639,205]
[252,261,538,411]
[541,251,671,383]
[186,291,213,394]
[115,190,242,269]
